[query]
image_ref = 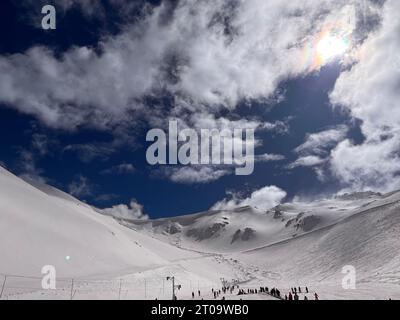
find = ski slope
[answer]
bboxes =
[0,165,399,300]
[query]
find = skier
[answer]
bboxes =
[294,293,299,300]
[288,292,293,300]
[192,292,194,299]
[314,293,319,300]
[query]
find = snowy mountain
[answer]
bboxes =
[236,190,400,299]
[122,192,383,253]
[0,166,210,294]
[0,165,399,300]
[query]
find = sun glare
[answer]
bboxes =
[316,34,349,64]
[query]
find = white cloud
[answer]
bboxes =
[166,166,231,184]
[288,155,326,169]
[101,163,135,175]
[68,175,92,197]
[212,185,287,211]
[151,113,268,183]
[4,0,394,191]
[288,126,346,174]
[102,199,148,220]
[255,153,286,162]
[330,138,400,192]
[294,125,348,156]
[18,150,47,185]
[0,0,363,131]
[329,0,400,191]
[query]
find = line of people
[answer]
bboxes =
[284,286,319,300]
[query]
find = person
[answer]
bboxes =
[198,290,201,297]
[294,293,299,300]
[288,292,293,300]
[192,292,195,299]
[285,294,288,300]
[304,296,308,300]
[314,293,319,300]
[306,287,309,293]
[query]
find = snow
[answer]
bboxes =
[126,193,384,253]
[0,165,399,300]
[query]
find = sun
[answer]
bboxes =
[301,30,352,71]
[316,34,349,64]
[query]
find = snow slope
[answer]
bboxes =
[0,166,257,300]
[0,166,199,279]
[124,192,384,253]
[1,164,399,300]
[231,191,400,299]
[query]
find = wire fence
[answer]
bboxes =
[0,272,289,300]
[0,273,238,300]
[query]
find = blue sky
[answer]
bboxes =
[0,0,399,219]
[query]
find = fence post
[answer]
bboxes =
[0,275,7,299]
[118,279,122,300]
[70,278,74,300]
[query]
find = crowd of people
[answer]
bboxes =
[188,284,319,300]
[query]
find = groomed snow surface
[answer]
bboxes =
[0,166,399,300]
